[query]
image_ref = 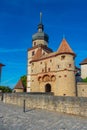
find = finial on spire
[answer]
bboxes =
[40,12,42,23]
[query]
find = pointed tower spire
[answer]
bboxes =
[38,12,44,32]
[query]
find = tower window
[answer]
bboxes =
[59,76,61,78]
[50,59,52,62]
[61,55,65,60]
[34,42,36,46]
[58,65,60,68]
[69,64,72,67]
[32,51,35,56]
[42,69,44,72]
[40,62,42,64]
[48,68,50,72]
[64,75,67,77]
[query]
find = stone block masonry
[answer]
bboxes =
[3,93,87,117]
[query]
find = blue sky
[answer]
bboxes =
[0,0,87,88]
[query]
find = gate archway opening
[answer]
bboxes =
[45,83,51,92]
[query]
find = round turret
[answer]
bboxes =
[55,39,76,96]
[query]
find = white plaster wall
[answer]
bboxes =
[81,65,87,79]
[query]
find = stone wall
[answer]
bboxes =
[3,93,87,117]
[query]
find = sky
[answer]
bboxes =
[0,0,87,88]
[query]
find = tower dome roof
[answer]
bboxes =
[32,31,49,42]
[32,13,49,42]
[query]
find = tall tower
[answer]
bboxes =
[55,38,76,96]
[80,58,87,79]
[27,13,49,92]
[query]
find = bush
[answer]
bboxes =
[0,86,12,93]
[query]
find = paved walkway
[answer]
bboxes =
[0,101,87,130]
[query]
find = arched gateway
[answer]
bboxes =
[45,83,51,92]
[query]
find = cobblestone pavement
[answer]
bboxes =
[0,101,87,130]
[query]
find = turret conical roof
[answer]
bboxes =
[14,79,24,89]
[57,38,76,56]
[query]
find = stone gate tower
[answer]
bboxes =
[27,13,76,96]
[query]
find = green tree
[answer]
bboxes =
[20,75,27,92]
[0,86,12,93]
[82,77,87,82]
